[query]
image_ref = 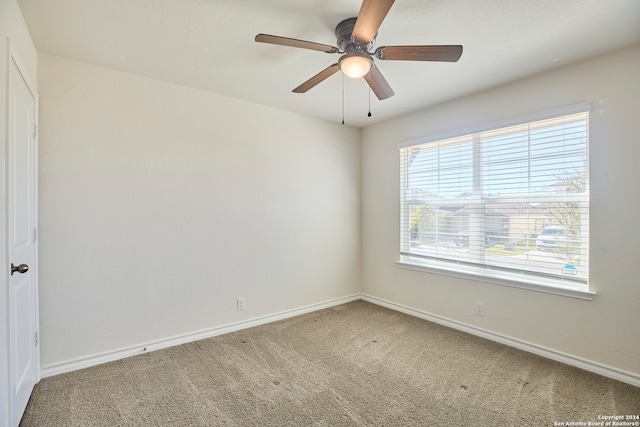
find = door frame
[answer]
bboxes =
[2,37,40,427]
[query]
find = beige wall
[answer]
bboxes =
[361,45,640,375]
[37,54,362,368]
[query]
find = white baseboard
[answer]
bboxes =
[41,293,639,389]
[40,294,361,379]
[361,294,640,388]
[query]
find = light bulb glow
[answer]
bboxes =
[339,54,372,79]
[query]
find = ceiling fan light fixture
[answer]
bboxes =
[339,53,372,79]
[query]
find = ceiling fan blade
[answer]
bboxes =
[376,45,463,62]
[255,34,339,53]
[363,64,394,100]
[352,0,395,43]
[292,64,340,93]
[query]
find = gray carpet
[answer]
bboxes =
[20,300,640,426]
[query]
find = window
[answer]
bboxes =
[399,105,590,295]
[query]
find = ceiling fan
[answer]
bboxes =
[255,0,463,100]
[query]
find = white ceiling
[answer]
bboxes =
[17,0,640,128]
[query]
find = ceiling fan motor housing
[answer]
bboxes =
[335,17,376,53]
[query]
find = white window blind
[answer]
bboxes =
[400,110,589,288]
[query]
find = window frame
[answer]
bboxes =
[397,103,595,300]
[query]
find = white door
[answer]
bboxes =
[7,56,39,427]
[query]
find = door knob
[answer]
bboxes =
[11,263,29,275]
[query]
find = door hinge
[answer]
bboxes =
[33,124,38,139]
[34,331,39,346]
[33,228,37,243]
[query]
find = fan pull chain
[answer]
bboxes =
[368,88,372,117]
[342,74,345,125]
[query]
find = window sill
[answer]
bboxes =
[396,255,596,300]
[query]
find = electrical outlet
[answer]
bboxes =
[475,302,485,316]
[237,297,246,311]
